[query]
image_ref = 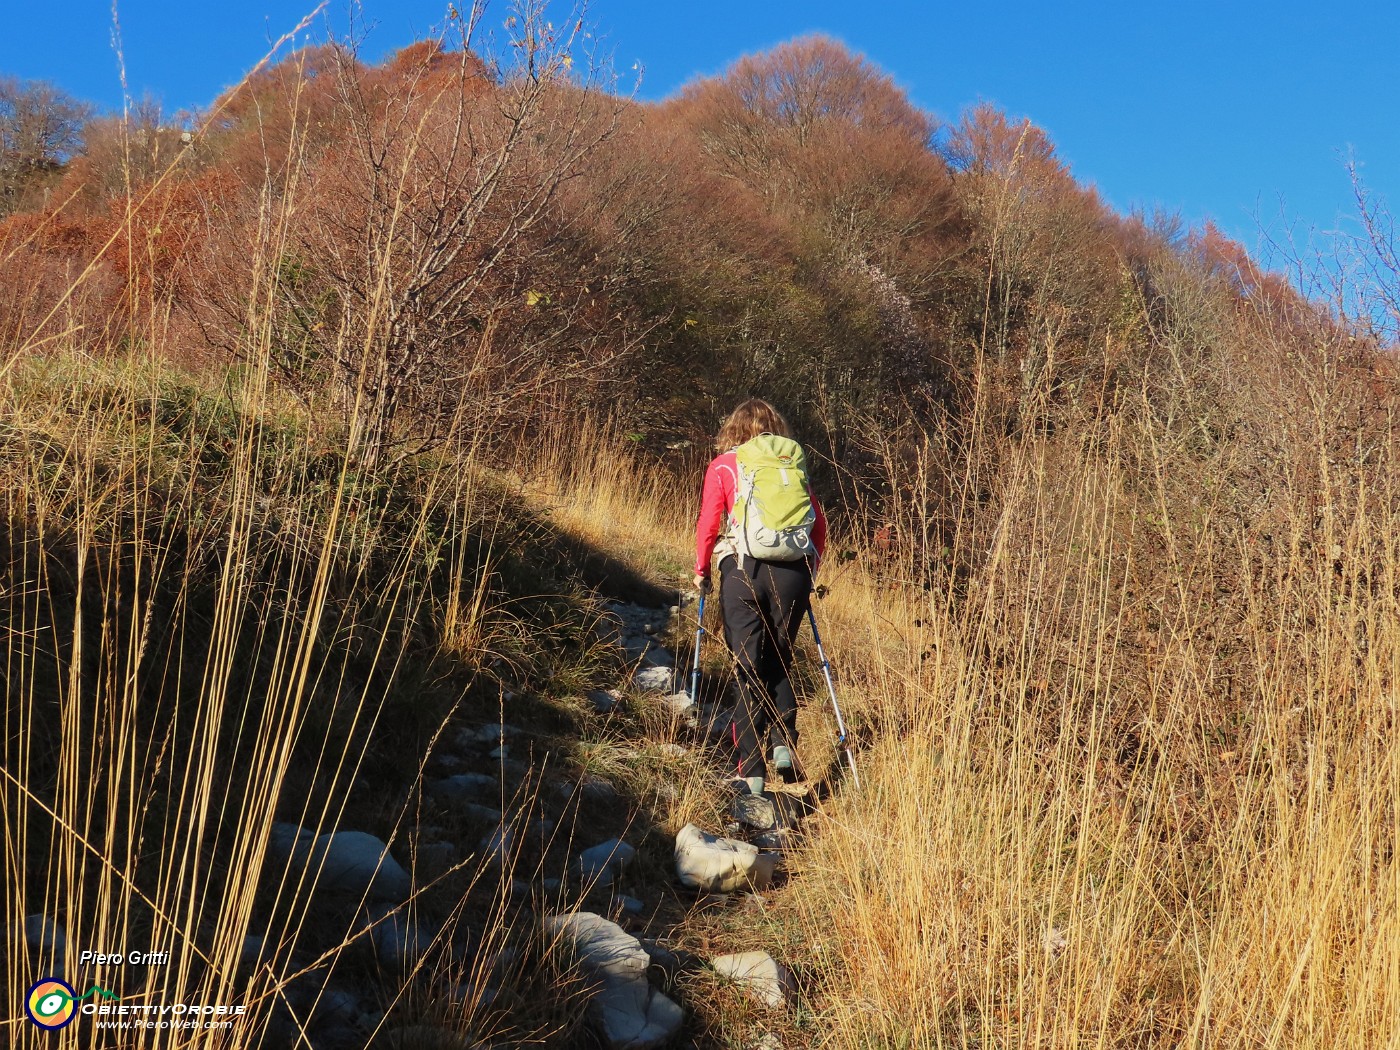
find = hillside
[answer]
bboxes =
[6,5,1400,1048]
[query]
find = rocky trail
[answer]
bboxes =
[11,591,839,1049]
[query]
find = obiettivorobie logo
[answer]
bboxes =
[25,978,118,1030]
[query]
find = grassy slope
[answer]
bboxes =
[8,348,1400,1049]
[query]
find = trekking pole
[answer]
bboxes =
[806,607,860,790]
[689,591,706,705]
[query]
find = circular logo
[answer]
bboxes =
[26,978,77,1030]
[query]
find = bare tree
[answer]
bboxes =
[0,76,91,215]
[185,1,636,462]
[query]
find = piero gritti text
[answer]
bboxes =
[78,949,171,966]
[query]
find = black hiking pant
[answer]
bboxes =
[719,554,812,780]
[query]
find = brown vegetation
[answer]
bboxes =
[4,4,1400,1046]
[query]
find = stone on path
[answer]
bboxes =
[546,912,684,1050]
[633,665,674,693]
[664,692,696,717]
[429,773,498,801]
[674,824,778,893]
[730,793,777,831]
[589,689,622,714]
[711,951,794,1010]
[293,830,412,902]
[361,903,437,971]
[12,914,66,972]
[576,838,637,887]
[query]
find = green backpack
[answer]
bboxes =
[731,433,817,561]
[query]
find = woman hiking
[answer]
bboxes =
[693,399,827,797]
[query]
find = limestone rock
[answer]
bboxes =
[577,838,637,887]
[730,793,777,831]
[428,773,497,800]
[664,692,696,717]
[633,665,674,693]
[641,645,675,668]
[752,828,794,851]
[589,689,622,714]
[674,824,778,893]
[361,904,436,970]
[712,951,794,1010]
[295,830,411,902]
[12,914,66,972]
[546,912,683,1049]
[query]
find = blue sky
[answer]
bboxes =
[2,0,1396,261]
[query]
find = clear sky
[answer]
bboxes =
[2,0,1395,262]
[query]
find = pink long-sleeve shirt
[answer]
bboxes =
[694,449,827,578]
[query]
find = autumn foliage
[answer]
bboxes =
[0,25,1385,533]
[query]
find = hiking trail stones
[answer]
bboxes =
[272,826,411,902]
[730,792,778,831]
[545,911,684,1049]
[251,594,823,1042]
[576,838,637,887]
[633,665,675,693]
[429,772,498,801]
[12,913,65,972]
[711,951,794,1010]
[674,824,779,893]
[359,903,436,971]
[589,688,622,714]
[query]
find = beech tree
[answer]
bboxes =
[0,77,90,215]
[187,1,635,463]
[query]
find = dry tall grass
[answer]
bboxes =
[775,381,1400,1047]
[0,6,621,1046]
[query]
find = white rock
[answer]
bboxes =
[712,951,794,1010]
[664,692,696,717]
[634,666,674,693]
[14,914,66,971]
[478,824,513,865]
[363,903,437,970]
[642,646,675,669]
[462,723,520,747]
[674,825,778,893]
[268,822,313,864]
[589,689,621,714]
[304,831,411,901]
[429,773,498,800]
[731,794,777,831]
[577,839,637,887]
[752,828,794,851]
[546,912,683,1049]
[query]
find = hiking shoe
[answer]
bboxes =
[771,745,798,782]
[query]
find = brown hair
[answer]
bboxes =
[715,398,792,451]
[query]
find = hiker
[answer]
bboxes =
[693,399,827,797]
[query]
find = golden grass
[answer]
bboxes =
[766,408,1400,1048]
